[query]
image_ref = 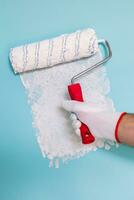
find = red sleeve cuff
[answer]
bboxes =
[115,112,127,143]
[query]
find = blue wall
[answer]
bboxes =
[0,0,134,199]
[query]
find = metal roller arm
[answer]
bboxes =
[71,39,112,84]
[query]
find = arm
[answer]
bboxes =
[118,114,134,146]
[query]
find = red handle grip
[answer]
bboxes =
[68,83,95,144]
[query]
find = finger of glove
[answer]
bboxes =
[62,100,90,113]
[62,100,106,113]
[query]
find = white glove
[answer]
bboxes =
[62,100,126,142]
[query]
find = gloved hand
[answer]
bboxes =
[62,100,126,142]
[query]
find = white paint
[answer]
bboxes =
[20,51,117,166]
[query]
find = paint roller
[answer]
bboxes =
[10,28,112,144]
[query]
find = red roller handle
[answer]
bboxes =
[68,83,95,144]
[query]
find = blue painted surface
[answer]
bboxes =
[0,0,134,199]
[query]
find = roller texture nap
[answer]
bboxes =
[10,28,99,73]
